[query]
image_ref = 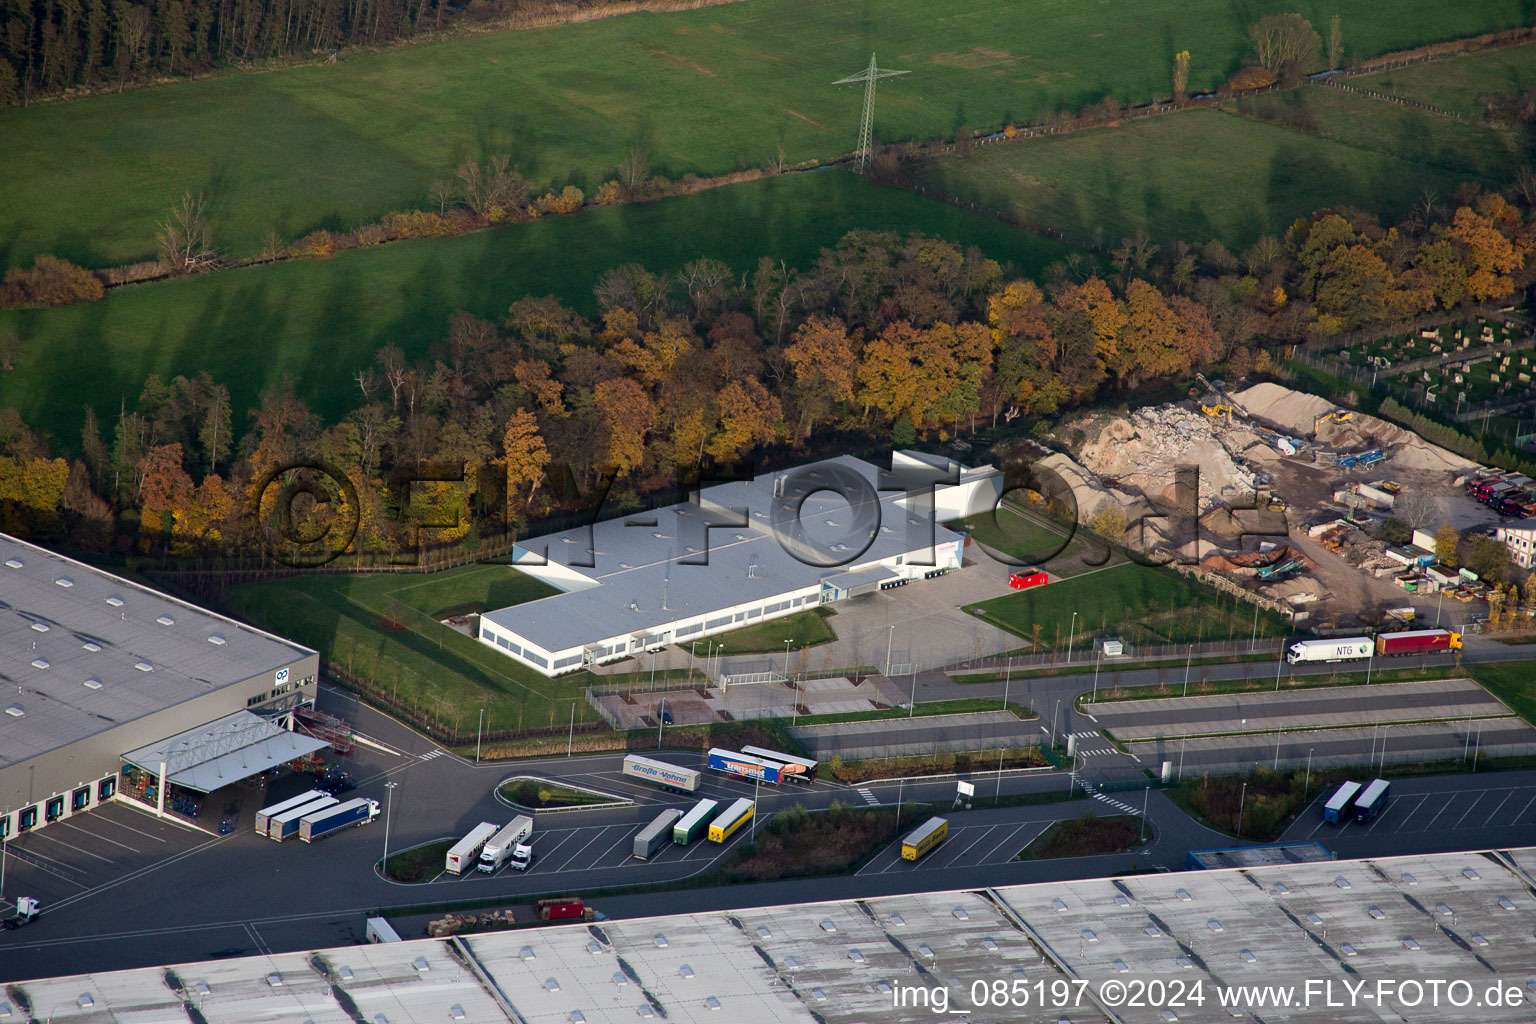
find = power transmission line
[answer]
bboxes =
[832,52,910,173]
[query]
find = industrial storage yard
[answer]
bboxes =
[9,846,1536,1023]
[1052,380,1506,631]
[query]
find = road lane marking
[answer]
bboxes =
[1514,793,1536,825]
[548,826,618,873]
[1423,795,1460,830]
[1452,792,1494,829]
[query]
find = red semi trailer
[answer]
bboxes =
[1374,629,1461,656]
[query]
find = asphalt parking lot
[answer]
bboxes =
[1295,780,1536,844]
[0,801,222,912]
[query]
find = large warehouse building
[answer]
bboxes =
[6,845,1536,1021]
[0,533,320,842]
[478,452,1003,676]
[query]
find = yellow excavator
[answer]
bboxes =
[1196,373,1247,425]
[1312,409,1353,437]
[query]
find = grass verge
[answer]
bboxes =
[823,746,1049,784]
[1080,664,1465,705]
[1017,813,1147,860]
[383,839,456,883]
[698,608,837,655]
[791,698,1035,727]
[498,778,623,809]
[1470,661,1536,726]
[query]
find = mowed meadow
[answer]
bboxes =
[0,0,1523,268]
[0,172,1076,442]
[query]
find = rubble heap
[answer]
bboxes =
[1077,404,1258,512]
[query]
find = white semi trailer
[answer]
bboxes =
[478,815,534,873]
[1286,637,1373,665]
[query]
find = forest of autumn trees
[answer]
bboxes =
[0,186,1531,560]
[0,0,626,103]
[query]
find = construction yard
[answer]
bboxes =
[1049,377,1505,634]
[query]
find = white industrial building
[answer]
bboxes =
[9,845,1536,1022]
[478,453,1004,676]
[1495,517,1536,569]
[0,534,321,841]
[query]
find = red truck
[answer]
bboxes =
[536,898,589,921]
[1374,629,1462,656]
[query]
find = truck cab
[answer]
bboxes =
[509,841,534,871]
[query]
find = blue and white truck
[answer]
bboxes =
[706,748,783,785]
[298,798,380,842]
[268,794,339,841]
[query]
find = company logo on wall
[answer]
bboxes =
[275,667,290,685]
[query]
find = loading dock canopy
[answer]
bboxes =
[820,566,900,598]
[123,710,328,793]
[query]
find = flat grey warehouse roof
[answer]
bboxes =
[0,534,313,768]
[483,455,963,652]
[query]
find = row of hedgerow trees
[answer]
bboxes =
[0,186,1531,561]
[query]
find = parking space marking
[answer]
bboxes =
[55,819,139,853]
[1423,795,1460,830]
[1514,793,1536,825]
[1389,795,1432,832]
[1453,791,1496,830]
[1004,821,1056,861]
[585,826,642,871]
[29,829,117,865]
[926,825,998,870]
[91,812,172,843]
[548,826,620,873]
[524,828,582,868]
[1483,792,1517,827]
[970,822,1038,865]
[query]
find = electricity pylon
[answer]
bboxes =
[832,52,909,173]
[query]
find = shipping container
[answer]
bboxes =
[1375,630,1461,657]
[445,822,499,875]
[1286,638,1373,665]
[255,789,330,837]
[537,898,586,921]
[298,797,379,842]
[707,798,755,842]
[365,917,402,943]
[1323,781,1362,824]
[673,798,719,846]
[1354,779,1391,823]
[901,817,949,860]
[706,748,783,784]
[740,746,818,784]
[267,794,338,841]
[633,809,683,860]
[621,754,702,793]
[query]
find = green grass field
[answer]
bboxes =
[965,561,1291,647]
[910,107,1480,246]
[0,172,1074,446]
[0,0,1520,268]
[1237,83,1525,183]
[700,607,837,655]
[1471,662,1536,726]
[956,504,1078,567]
[1353,43,1536,121]
[223,564,586,735]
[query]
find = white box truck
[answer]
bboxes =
[478,815,534,874]
[1285,637,1373,665]
[365,917,402,943]
[445,822,499,875]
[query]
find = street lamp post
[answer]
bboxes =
[690,640,698,681]
[567,702,575,757]
[885,626,895,677]
[1140,785,1149,842]
[750,773,761,841]
[909,665,918,718]
[1236,781,1248,839]
[1066,612,1078,665]
[381,782,397,876]
[1249,602,1259,652]
[1091,650,1101,704]
[657,698,666,749]
[1,803,9,906]
[1183,644,1193,697]
[1051,699,1061,747]
[1275,648,1284,691]
[783,640,792,678]
[1178,736,1187,782]
[475,708,483,765]
[1303,748,1314,801]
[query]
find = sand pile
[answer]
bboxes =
[1234,383,1474,473]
